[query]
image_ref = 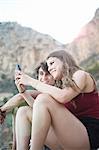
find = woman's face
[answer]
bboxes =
[38,67,55,85]
[47,57,63,80]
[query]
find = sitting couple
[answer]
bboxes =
[1,50,99,150]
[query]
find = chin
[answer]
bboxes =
[55,74,62,80]
[53,75,59,80]
[52,72,60,80]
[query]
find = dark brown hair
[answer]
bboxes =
[35,61,49,79]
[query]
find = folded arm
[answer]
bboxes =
[0,90,41,112]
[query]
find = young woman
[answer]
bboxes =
[0,61,55,150]
[15,50,99,150]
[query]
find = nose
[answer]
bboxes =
[41,74,47,81]
[48,66,52,73]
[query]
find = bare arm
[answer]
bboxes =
[25,90,41,99]
[21,90,41,107]
[34,70,87,103]
[1,90,41,112]
[17,70,87,103]
[1,93,24,112]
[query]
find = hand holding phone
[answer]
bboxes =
[15,64,26,93]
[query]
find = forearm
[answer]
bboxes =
[30,78,65,103]
[32,79,79,103]
[26,90,41,98]
[17,73,66,103]
[21,91,35,107]
[1,93,24,112]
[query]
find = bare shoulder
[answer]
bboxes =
[72,70,88,90]
[73,70,87,79]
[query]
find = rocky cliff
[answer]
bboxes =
[66,8,99,63]
[0,22,63,77]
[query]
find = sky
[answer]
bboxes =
[0,0,99,44]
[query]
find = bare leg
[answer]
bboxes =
[45,126,64,150]
[16,106,32,150]
[30,96,51,150]
[12,111,16,150]
[30,94,90,150]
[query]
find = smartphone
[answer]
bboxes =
[15,64,24,93]
[16,64,21,71]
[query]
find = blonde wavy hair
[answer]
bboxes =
[47,50,82,90]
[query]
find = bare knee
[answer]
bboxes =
[34,93,52,108]
[16,106,30,120]
[34,93,63,114]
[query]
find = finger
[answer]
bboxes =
[17,79,21,85]
[16,71,22,75]
[15,75,19,81]
[15,75,21,81]
[15,71,22,79]
[15,71,21,78]
[15,79,18,84]
[15,70,21,74]
[19,71,22,75]
[15,79,20,85]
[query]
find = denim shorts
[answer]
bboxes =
[79,117,99,149]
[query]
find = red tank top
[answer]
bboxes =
[65,89,99,119]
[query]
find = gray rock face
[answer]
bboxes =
[0,22,63,78]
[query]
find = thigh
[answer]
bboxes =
[26,106,32,122]
[45,126,64,150]
[42,94,90,150]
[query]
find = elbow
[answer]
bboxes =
[61,97,69,104]
[56,95,69,104]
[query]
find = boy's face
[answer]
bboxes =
[38,67,55,85]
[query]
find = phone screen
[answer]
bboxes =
[16,64,21,71]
